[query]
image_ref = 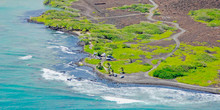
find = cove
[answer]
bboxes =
[0,0,220,109]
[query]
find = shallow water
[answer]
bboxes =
[0,0,220,109]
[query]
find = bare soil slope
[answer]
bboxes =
[154,0,220,46]
[72,0,151,28]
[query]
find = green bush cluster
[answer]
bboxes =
[153,65,185,79]
[113,4,153,13]
[189,9,220,27]
[84,58,100,65]
[151,59,159,64]
[31,10,95,31]
[153,9,161,15]
[153,64,205,79]
[196,54,217,62]
[103,60,153,74]
[150,43,220,86]
[44,0,79,12]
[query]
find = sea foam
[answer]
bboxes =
[101,96,144,104]
[56,31,64,34]
[19,55,32,60]
[47,46,76,54]
[41,68,220,105]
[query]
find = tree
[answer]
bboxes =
[111,69,114,74]
[120,67,125,74]
[129,58,133,63]
[97,62,103,70]
[107,63,111,74]
[108,67,111,74]
[107,63,111,68]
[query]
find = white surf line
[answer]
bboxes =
[56,31,64,34]
[145,0,186,76]
[101,96,144,104]
[47,46,76,54]
[19,55,33,60]
[41,68,220,105]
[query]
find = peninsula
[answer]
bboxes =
[29,0,220,94]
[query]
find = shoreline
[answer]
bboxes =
[27,0,220,94]
[82,61,220,94]
[28,19,220,94]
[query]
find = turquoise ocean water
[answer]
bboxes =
[0,0,220,109]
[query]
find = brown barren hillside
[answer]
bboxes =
[153,0,220,46]
[72,0,220,46]
[72,0,151,28]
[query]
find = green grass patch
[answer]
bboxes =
[153,9,161,15]
[189,9,220,27]
[112,4,153,13]
[152,30,174,40]
[103,60,153,74]
[149,43,220,86]
[84,58,101,65]
[144,44,176,55]
[151,59,159,65]
[44,0,79,12]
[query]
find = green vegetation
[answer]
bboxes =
[189,9,220,27]
[31,0,178,75]
[31,9,176,75]
[84,58,101,65]
[151,59,159,65]
[153,65,185,79]
[149,43,220,86]
[153,9,161,15]
[44,0,79,12]
[32,0,220,87]
[112,4,153,13]
[103,60,153,74]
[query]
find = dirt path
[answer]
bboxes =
[95,13,146,20]
[76,0,148,21]
[145,0,186,76]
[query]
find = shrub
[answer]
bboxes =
[196,54,217,62]
[108,44,118,49]
[97,51,103,56]
[114,4,154,13]
[122,44,131,48]
[93,45,101,50]
[153,65,185,79]
[189,9,220,27]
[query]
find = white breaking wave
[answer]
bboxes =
[42,68,75,80]
[41,68,220,105]
[101,96,144,104]
[75,68,96,77]
[56,31,64,34]
[47,46,60,49]
[19,55,32,60]
[60,46,76,54]
[47,46,76,54]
